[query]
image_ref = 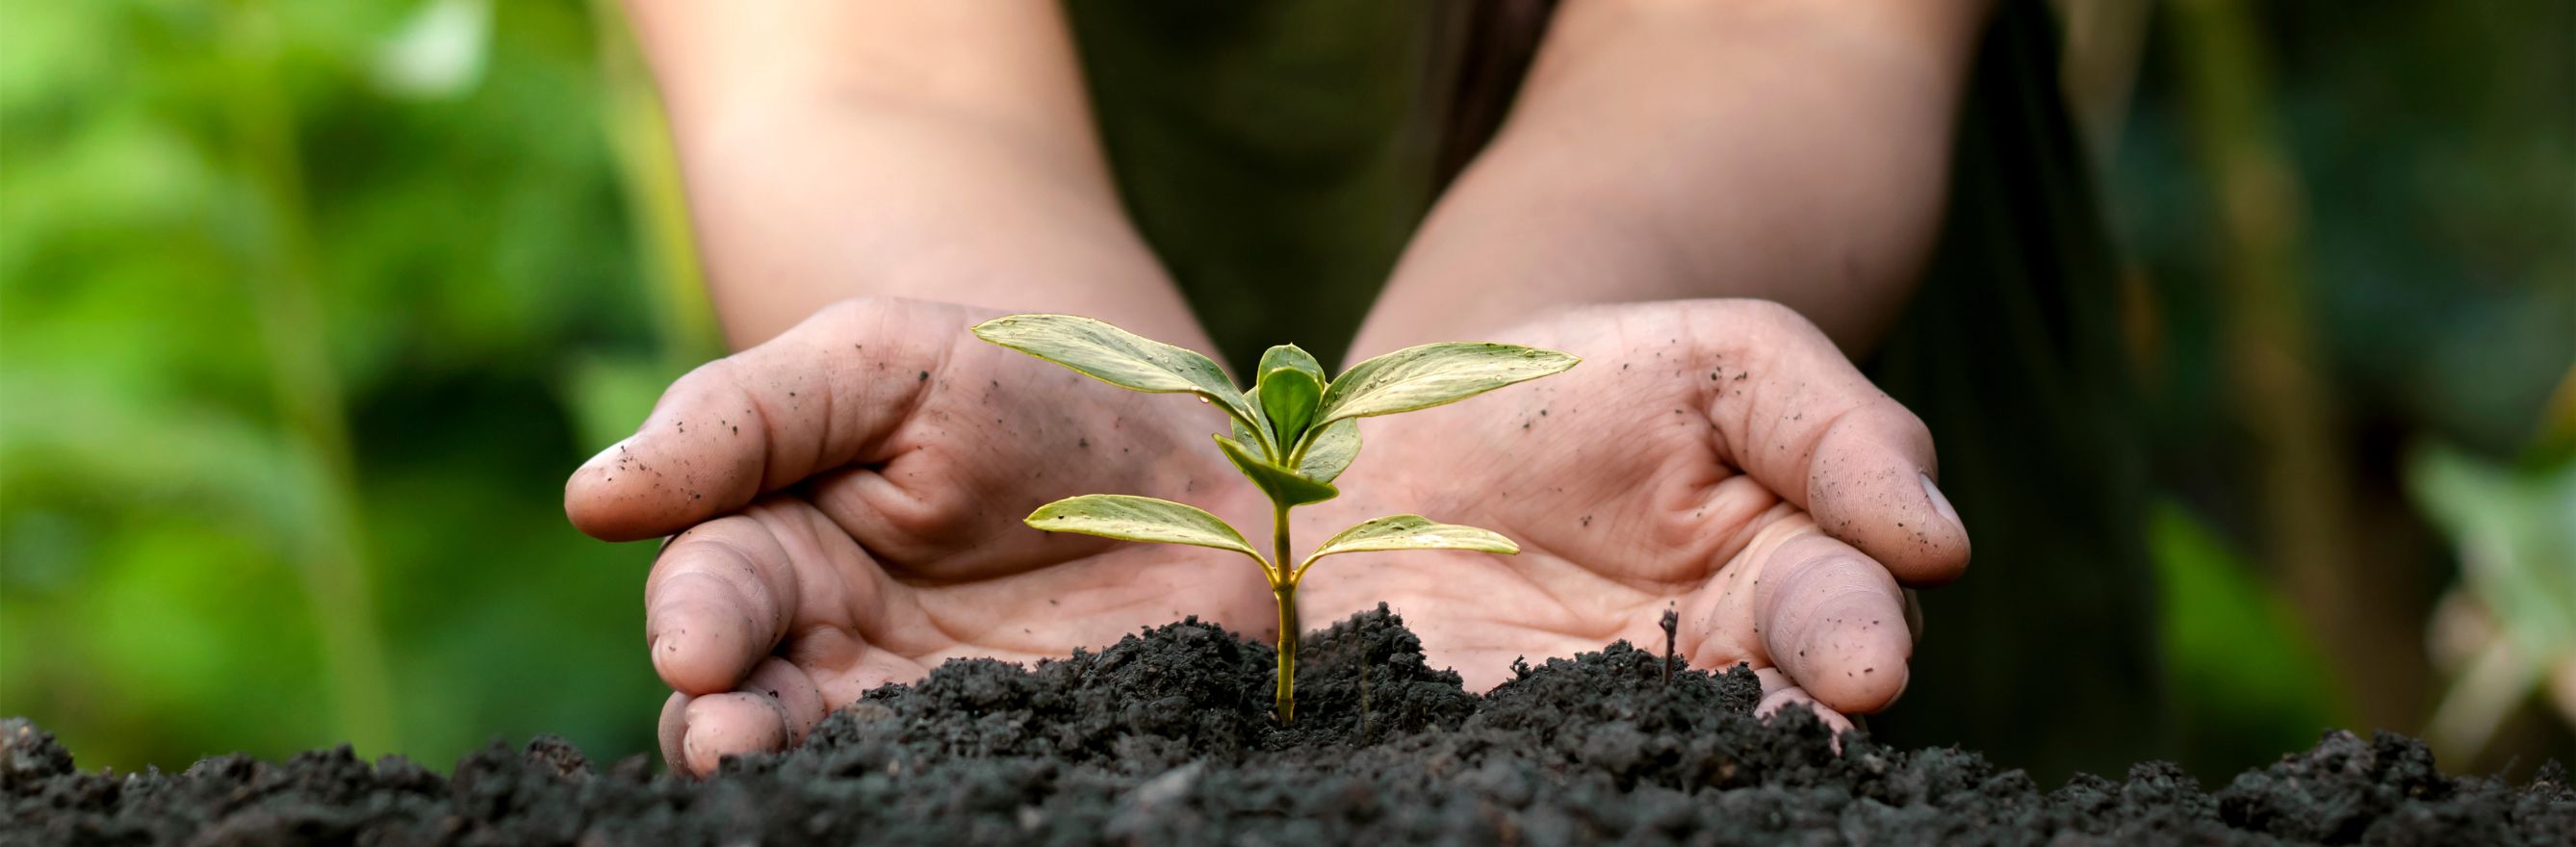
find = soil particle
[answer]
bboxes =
[7,610,2569,845]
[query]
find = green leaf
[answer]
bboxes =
[1024,494,1266,566]
[1215,434,1339,507]
[2147,502,2344,755]
[1296,418,1360,483]
[1232,386,1278,459]
[1295,514,1517,578]
[972,314,1262,436]
[1256,366,1322,445]
[1258,344,1327,385]
[1314,343,1578,425]
[1231,401,1266,452]
[2407,443,2576,654]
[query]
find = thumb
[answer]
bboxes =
[1692,300,1969,586]
[565,298,956,541]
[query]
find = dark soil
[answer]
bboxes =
[8,606,2570,845]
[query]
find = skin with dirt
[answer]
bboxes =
[7,608,2570,845]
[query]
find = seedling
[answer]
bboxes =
[971,314,1578,723]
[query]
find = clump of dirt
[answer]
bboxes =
[8,606,2571,845]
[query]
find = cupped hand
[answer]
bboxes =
[565,297,1273,776]
[1299,300,1969,730]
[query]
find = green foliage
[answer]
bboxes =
[969,313,1267,444]
[1295,419,1361,483]
[2409,443,2576,660]
[974,313,1575,721]
[1256,367,1323,446]
[1215,434,1339,507]
[1257,345,1328,386]
[0,0,681,773]
[1297,515,1518,579]
[1024,494,1267,565]
[1314,342,1582,426]
[2406,441,2576,760]
[2149,502,2343,783]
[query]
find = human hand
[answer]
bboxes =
[1298,300,1968,730]
[565,297,1273,776]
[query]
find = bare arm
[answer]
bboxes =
[1352,0,1989,358]
[622,0,1213,352]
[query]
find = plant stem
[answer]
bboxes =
[1272,501,1298,724]
[1275,583,1300,724]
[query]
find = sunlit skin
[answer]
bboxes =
[567,297,1964,776]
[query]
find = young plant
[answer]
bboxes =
[971,314,1578,723]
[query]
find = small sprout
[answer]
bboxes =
[972,314,1578,723]
[1660,606,1680,686]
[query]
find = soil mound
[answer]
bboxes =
[7,606,2570,845]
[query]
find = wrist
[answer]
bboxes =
[1347,174,1692,359]
[667,105,1211,353]
[1355,0,1975,357]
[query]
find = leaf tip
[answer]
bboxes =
[967,315,1025,343]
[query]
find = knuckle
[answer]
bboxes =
[1861,399,1936,452]
[649,517,773,596]
[669,356,754,407]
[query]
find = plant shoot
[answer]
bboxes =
[971,314,1577,723]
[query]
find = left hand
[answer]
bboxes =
[1297,299,1969,729]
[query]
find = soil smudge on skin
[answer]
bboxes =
[7,607,2570,845]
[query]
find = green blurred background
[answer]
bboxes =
[2,0,2568,783]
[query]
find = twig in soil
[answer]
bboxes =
[1660,606,1680,686]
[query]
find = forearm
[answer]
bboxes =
[624,0,1211,352]
[1352,0,1987,357]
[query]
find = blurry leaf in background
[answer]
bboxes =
[1,0,673,773]
[2408,437,2576,762]
[2115,1,2574,459]
[373,0,492,100]
[0,373,334,765]
[561,352,683,452]
[2150,501,2343,783]
[2106,0,2574,774]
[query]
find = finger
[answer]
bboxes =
[1692,300,1970,585]
[565,298,951,542]
[735,656,831,745]
[675,658,826,776]
[658,691,695,778]
[1902,588,1924,641]
[645,514,800,695]
[679,691,791,777]
[1754,533,1912,715]
[1752,667,1858,738]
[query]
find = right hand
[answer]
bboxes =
[565,297,1273,777]
[1301,300,1962,731]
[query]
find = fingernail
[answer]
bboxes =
[1919,473,1961,529]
